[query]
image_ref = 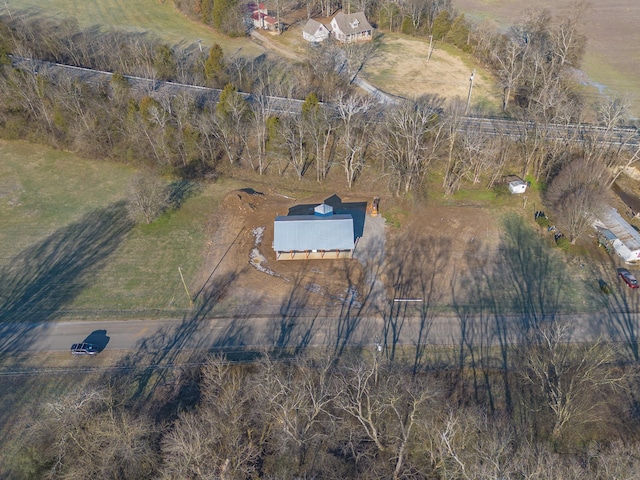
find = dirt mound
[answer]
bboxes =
[221,188,267,215]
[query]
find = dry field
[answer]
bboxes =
[362,36,499,110]
[455,0,640,118]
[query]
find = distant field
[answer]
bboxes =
[455,0,640,119]
[0,140,232,316]
[7,0,265,57]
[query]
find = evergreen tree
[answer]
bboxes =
[431,10,451,40]
[153,44,177,81]
[301,92,320,116]
[446,14,471,52]
[199,0,213,24]
[204,44,227,87]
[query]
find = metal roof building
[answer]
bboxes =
[273,214,355,260]
[594,207,640,263]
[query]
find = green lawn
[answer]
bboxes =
[0,140,230,317]
[8,0,265,57]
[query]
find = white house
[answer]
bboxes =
[330,12,373,43]
[302,19,330,43]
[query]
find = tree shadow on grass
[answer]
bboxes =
[167,179,203,209]
[268,270,319,357]
[449,214,572,413]
[0,201,133,354]
[604,284,640,362]
[0,202,133,465]
[105,269,275,418]
[378,234,451,369]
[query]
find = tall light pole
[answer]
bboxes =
[465,69,475,114]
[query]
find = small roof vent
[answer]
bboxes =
[314,203,334,216]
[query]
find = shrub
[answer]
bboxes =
[555,236,570,250]
[535,215,550,228]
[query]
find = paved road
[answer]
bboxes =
[5,309,631,357]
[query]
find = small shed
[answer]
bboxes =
[303,19,330,42]
[508,179,528,194]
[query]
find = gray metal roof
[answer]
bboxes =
[598,207,640,251]
[273,214,355,252]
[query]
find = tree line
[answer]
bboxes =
[13,333,640,479]
[0,7,636,239]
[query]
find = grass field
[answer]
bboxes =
[455,0,640,119]
[7,0,265,57]
[0,140,236,317]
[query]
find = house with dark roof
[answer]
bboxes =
[302,19,330,43]
[330,11,373,43]
[273,202,357,260]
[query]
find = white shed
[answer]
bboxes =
[508,179,528,194]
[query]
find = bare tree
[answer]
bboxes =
[380,98,444,195]
[256,355,339,473]
[492,36,527,112]
[127,171,170,224]
[160,357,261,480]
[249,84,277,175]
[519,322,625,441]
[334,358,437,479]
[25,387,159,479]
[135,95,174,166]
[550,3,587,69]
[335,92,376,188]
[442,101,466,195]
[280,112,310,179]
[545,156,611,243]
[426,410,473,480]
[302,94,337,182]
[213,84,250,165]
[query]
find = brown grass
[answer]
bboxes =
[455,0,640,119]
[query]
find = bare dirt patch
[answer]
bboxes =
[194,187,505,316]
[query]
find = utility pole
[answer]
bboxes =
[465,69,475,114]
[178,266,193,308]
[427,35,434,63]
